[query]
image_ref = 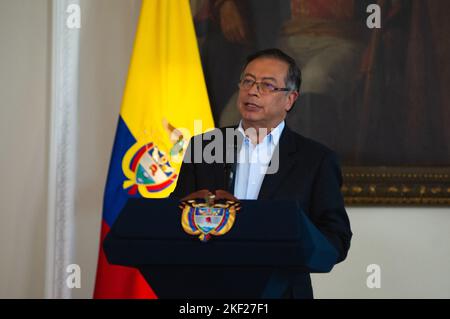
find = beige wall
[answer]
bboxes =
[0,0,449,299]
[313,208,450,298]
[0,0,50,298]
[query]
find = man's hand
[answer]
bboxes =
[181,189,239,202]
[179,189,240,211]
[214,189,239,202]
[218,0,248,44]
[180,189,213,202]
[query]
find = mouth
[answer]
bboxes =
[243,102,262,111]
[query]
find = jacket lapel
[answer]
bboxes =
[257,126,298,200]
[213,126,242,192]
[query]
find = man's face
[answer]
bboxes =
[237,57,298,129]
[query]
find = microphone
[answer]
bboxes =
[224,136,239,193]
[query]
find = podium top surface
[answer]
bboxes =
[111,198,305,241]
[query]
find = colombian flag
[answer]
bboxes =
[93,0,214,298]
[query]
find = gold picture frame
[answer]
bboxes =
[342,167,450,206]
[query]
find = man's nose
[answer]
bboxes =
[248,82,260,96]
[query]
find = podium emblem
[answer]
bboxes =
[180,195,240,242]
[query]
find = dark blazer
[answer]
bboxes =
[171,125,352,298]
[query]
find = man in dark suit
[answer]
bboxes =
[171,48,352,298]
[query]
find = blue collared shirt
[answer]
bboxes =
[233,120,285,200]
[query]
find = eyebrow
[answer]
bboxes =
[243,73,278,83]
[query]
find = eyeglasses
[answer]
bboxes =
[238,78,291,94]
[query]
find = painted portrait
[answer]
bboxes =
[190,0,450,205]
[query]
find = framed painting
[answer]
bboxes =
[190,0,450,205]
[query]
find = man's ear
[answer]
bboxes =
[285,91,299,112]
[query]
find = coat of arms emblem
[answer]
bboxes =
[180,194,240,242]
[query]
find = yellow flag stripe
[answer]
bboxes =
[117,0,214,198]
[120,0,214,140]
